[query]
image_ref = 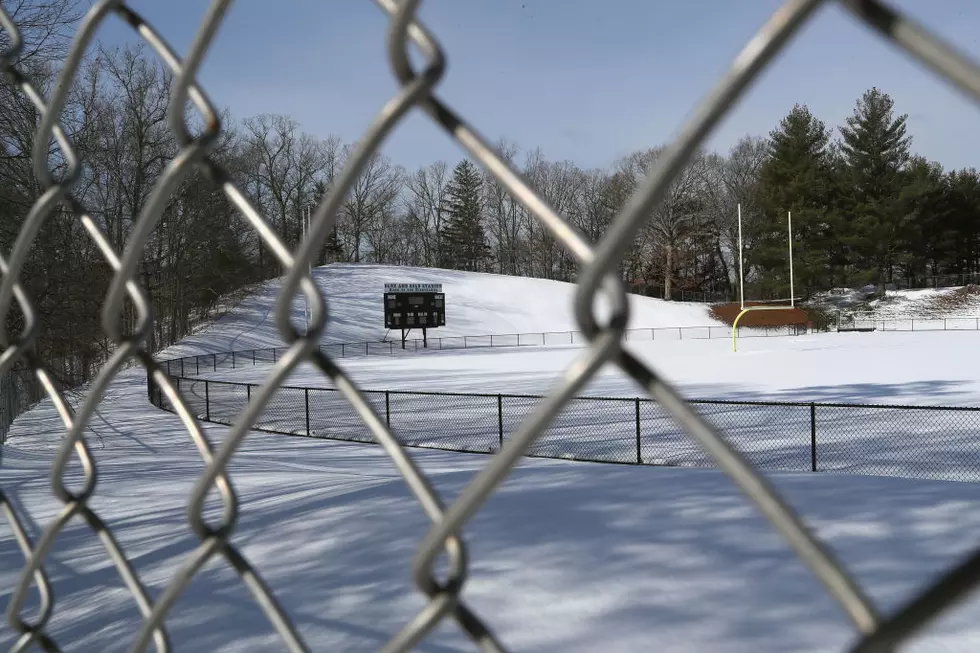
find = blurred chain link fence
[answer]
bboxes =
[4,0,980,651]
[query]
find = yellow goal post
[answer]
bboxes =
[732,205,796,352]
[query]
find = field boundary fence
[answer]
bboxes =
[0,368,46,449]
[153,316,980,387]
[150,374,980,484]
[843,316,980,331]
[154,322,811,381]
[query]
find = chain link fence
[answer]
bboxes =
[0,368,46,447]
[5,0,980,651]
[158,321,813,381]
[154,376,980,483]
[157,312,980,386]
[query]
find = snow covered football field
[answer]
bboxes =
[5,265,980,652]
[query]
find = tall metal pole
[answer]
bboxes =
[738,203,745,310]
[303,205,312,334]
[788,210,794,307]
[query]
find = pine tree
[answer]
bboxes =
[838,87,912,292]
[753,104,840,296]
[441,160,490,271]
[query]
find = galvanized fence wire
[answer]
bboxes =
[157,315,980,381]
[155,378,980,484]
[4,0,980,651]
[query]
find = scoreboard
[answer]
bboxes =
[383,283,445,330]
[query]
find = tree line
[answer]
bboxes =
[3,0,979,391]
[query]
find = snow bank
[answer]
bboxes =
[159,264,722,358]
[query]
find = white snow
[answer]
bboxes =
[5,265,980,652]
[815,285,980,321]
[158,263,724,359]
[196,329,980,407]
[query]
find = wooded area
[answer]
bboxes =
[3,1,979,391]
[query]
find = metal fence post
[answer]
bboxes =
[305,388,310,435]
[232,351,236,368]
[385,391,391,426]
[247,384,251,402]
[810,403,817,472]
[678,327,682,340]
[497,395,504,449]
[196,357,200,375]
[205,381,210,422]
[635,398,641,464]
[253,350,256,365]
[213,353,217,371]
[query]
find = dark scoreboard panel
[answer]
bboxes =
[383,283,445,329]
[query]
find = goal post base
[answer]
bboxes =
[731,305,798,352]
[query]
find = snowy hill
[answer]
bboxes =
[160,264,722,358]
[813,285,980,320]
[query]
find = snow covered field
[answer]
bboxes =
[190,329,980,406]
[168,329,980,482]
[6,265,980,651]
[5,373,980,652]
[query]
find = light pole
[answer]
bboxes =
[302,203,313,335]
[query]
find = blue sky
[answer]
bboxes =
[93,0,980,172]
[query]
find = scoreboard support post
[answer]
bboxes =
[398,327,429,349]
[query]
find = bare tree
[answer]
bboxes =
[405,160,448,267]
[703,136,768,295]
[482,138,523,275]
[623,147,711,299]
[339,147,402,263]
[0,0,83,65]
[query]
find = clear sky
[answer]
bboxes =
[92,0,980,173]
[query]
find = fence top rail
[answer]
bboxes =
[170,374,980,412]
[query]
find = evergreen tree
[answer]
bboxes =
[897,157,948,284]
[942,168,980,278]
[441,160,490,271]
[838,87,912,291]
[753,104,840,297]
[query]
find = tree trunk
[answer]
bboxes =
[664,244,674,301]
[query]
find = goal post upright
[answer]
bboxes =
[738,203,745,311]
[732,205,797,352]
[788,210,794,308]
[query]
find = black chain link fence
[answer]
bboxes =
[154,377,980,484]
[157,315,980,385]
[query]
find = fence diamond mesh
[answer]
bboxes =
[154,373,980,484]
[4,0,980,651]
